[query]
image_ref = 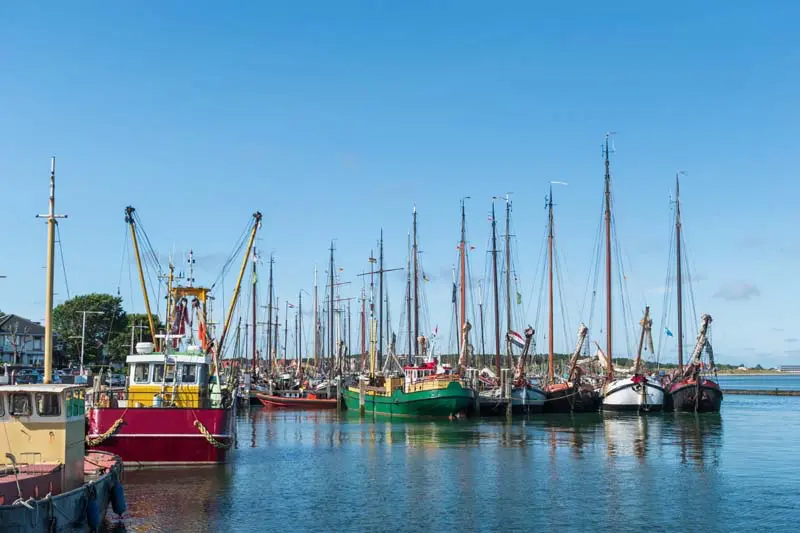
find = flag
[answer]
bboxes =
[423,274,430,282]
[665,327,673,337]
[288,303,295,308]
[508,330,525,349]
[433,325,439,336]
[488,215,494,222]
[516,292,522,305]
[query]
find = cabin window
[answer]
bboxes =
[9,393,32,416]
[181,364,197,384]
[0,366,5,376]
[0,394,5,416]
[133,363,150,384]
[36,392,61,417]
[153,363,175,384]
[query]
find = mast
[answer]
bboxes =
[251,246,258,375]
[378,231,384,370]
[266,254,274,374]
[412,206,420,356]
[360,287,366,364]
[284,300,289,361]
[491,201,501,379]
[406,231,412,358]
[478,280,486,368]
[38,157,66,384]
[459,199,467,354]
[675,173,684,372]
[313,267,318,370]
[547,185,555,383]
[125,206,157,347]
[219,212,261,358]
[273,297,279,365]
[603,134,614,377]
[504,194,513,369]
[298,291,303,378]
[329,242,335,374]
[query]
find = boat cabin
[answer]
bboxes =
[0,384,86,495]
[124,340,212,408]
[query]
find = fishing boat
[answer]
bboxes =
[479,327,546,414]
[87,207,261,466]
[342,358,474,418]
[593,136,664,412]
[257,389,337,409]
[660,174,723,412]
[0,158,126,531]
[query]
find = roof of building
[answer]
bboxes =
[0,314,46,336]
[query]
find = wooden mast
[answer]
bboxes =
[251,246,258,375]
[547,185,555,383]
[504,194,512,368]
[39,157,66,384]
[603,134,614,378]
[412,206,420,357]
[378,231,384,370]
[459,200,467,359]
[298,291,303,379]
[125,206,157,348]
[675,173,684,372]
[266,254,274,375]
[491,201,501,379]
[406,231,412,358]
[329,242,335,375]
[360,288,366,367]
[313,267,318,371]
[283,300,289,361]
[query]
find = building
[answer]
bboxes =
[779,365,800,373]
[0,314,47,366]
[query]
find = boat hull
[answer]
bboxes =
[0,451,122,531]
[479,386,545,415]
[601,376,665,412]
[257,393,338,409]
[87,407,233,467]
[342,381,474,418]
[668,379,723,412]
[544,383,600,413]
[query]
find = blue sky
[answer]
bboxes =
[1,1,798,366]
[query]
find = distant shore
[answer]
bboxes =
[715,372,790,376]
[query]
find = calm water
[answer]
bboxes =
[105,393,800,532]
[717,373,800,390]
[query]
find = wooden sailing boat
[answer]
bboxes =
[596,135,665,412]
[479,197,545,415]
[541,185,600,412]
[1,158,125,529]
[662,174,723,412]
[342,210,475,418]
[87,208,260,465]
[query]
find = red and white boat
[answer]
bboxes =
[87,208,262,467]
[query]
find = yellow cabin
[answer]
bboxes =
[123,341,213,409]
[0,384,87,492]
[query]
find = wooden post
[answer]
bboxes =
[359,379,366,416]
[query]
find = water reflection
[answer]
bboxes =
[671,413,723,468]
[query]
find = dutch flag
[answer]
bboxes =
[508,330,525,349]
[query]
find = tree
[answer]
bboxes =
[106,313,164,361]
[53,294,127,366]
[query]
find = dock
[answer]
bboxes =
[723,389,800,396]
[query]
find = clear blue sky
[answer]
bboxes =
[1,1,798,366]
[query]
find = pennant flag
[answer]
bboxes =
[288,303,296,308]
[508,330,525,349]
[665,327,673,337]
[433,325,439,336]
[516,292,522,305]
[423,274,430,282]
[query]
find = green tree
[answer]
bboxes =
[106,313,164,361]
[53,293,127,366]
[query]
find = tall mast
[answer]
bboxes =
[478,280,485,367]
[267,254,274,374]
[459,199,467,353]
[360,287,366,363]
[412,206,420,356]
[125,206,157,347]
[504,194,512,363]
[603,134,614,377]
[251,246,258,374]
[273,297,279,365]
[406,231,412,358]
[547,186,555,383]
[347,299,351,367]
[329,242,335,374]
[378,231,384,370]
[298,291,303,376]
[675,173,684,372]
[313,267,318,370]
[491,201,501,378]
[38,157,66,384]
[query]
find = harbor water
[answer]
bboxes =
[107,380,800,532]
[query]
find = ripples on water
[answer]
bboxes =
[106,394,800,532]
